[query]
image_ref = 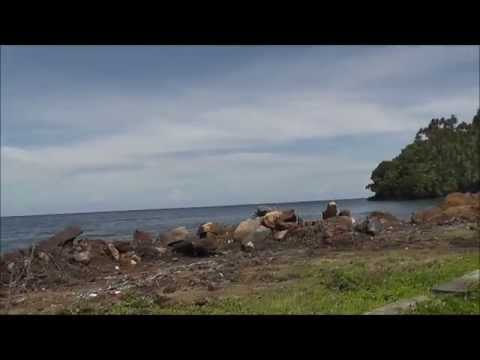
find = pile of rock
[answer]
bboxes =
[412,192,480,225]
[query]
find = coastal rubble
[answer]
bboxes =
[2,192,479,313]
[412,192,480,225]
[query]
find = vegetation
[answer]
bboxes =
[61,251,479,315]
[367,109,480,200]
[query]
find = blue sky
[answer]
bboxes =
[1,45,478,216]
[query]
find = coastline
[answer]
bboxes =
[1,192,478,315]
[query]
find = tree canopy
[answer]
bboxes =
[366,109,480,200]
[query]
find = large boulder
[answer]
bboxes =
[252,207,274,218]
[323,216,354,245]
[41,225,83,249]
[338,209,351,217]
[157,226,192,246]
[240,225,272,251]
[411,207,444,224]
[132,229,154,247]
[197,222,230,239]
[233,218,263,242]
[111,240,133,253]
[322,201,338,220]
[170,235,219,257]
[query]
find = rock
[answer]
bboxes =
[194,297,209,306]
[412,207,444,224]
[338,209,351,217]
[157,226,192,246]
[441,192,480,209]
[44,225,83,248]
[191,237,219,256]
[163,283,177,294]
[207,282,220,291]
[37,251,50,263]
[323,216,354,245]
[253,207,274,218]
[132,229,154,247]
[234,218,263,242]
[322,201,338,220]
[197,222,229,239]
[73,250,91,264]
[366,218,383,235]
[106,243,120,261]
[261,211,283,229]
[241,240,255,252]
[135,245,161,260]
[112,241,133,253]
[7,262,15,272]
[273,229,289,241]
[155,247,168,255]
[368,211,399,223]
[412,194,479,224]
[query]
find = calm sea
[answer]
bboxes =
[0,198,441,253]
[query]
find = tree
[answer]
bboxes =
[366,111,480,200]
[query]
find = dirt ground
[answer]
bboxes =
[1,218,478,315]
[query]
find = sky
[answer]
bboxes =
[1,45,478,216]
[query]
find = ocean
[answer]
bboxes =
[0,198,441,253]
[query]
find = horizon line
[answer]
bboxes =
[0,195,370,218]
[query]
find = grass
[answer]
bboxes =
[100,250,479,315]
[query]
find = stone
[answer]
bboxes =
[135,245,161,260]
[241,240,255,252]
[338,209,351,217]
[7,262,15,272]
[163,283,177,294]
[45,225,83,248]
[253,207,274,218]
[366,218,384,235]
[132,229,153,246]
[37,251,50,263]
[273,229,289,241]
[106,243,120,261]
[262,211,283,229]
[197,222,228,238]
[155,247,168,255]
[207,282,220,291]
[112,241,133,253]
[157,226,192,246]
[73,250,91,264]
[322,201,338,220]
[233,218,263,242]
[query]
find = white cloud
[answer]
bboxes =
[1,45,478,215]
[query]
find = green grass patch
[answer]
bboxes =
[101,250,479,315]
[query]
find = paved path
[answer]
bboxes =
[432,270,479,294]
[364,269,479,315]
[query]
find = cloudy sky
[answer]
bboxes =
[1,46,478,216]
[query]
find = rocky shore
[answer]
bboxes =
[1,192,478,314]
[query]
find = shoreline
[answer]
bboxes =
[1,192,478,315]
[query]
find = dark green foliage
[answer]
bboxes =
[367,109,480,200]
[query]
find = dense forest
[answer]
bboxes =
[367,109,480,200]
